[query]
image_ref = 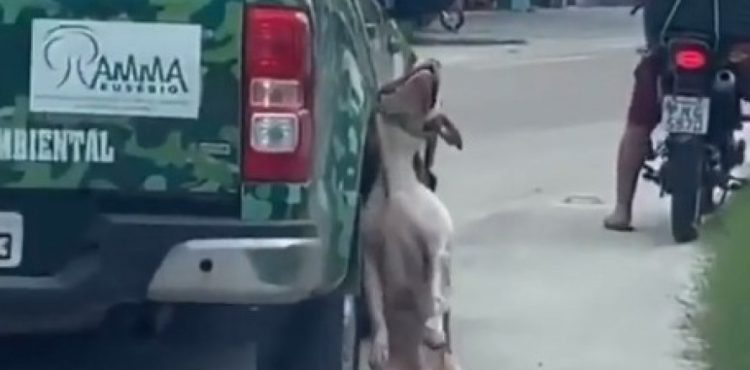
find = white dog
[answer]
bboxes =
[360,59,463,370]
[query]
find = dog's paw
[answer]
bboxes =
[369,331,389,369]
[424,326,447,349]
[443,351,464,370]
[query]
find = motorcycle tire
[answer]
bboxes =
[668,135,704,243]
[439,10,464,33]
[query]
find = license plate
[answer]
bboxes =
[662,95,711,134]
[0,212,23,268]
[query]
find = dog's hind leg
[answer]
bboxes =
[424,241,451,349]
[364,239,389,370]
[437,242,452,315]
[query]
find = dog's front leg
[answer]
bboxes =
[364,243,389,369]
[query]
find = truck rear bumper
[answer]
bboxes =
[148,236,326,305]
[0,213,326,315]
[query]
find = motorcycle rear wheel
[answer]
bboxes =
[439,10,464,32]
[668,135,704,243]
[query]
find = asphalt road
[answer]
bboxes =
[2,8,710,370]
[416,11,704,370]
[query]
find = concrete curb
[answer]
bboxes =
[410,34,528,46]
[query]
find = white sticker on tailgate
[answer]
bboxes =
[29,19,202,119]
[0,212,22,268]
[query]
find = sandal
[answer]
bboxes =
[603,219,635,232]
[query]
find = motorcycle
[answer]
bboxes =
[641,31,748,243]
[415,0,465,33]
[439,0,465,33]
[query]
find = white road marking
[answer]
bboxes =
[421,53,478,66]
[468,54,596,70]
[417,37,643,70]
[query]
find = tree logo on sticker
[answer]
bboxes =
[42,24,101,89]
[41,23,189,96]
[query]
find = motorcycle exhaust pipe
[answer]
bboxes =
[714,69,737,93]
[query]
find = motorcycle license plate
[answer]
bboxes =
[662,95,710,134]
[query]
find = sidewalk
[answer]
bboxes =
[410,6,640,46]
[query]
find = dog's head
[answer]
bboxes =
[378,59,463,191]
[377,59,463,150]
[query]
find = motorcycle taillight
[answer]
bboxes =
[666,38,713,93]
[669,39,711,73]
[675,49,707,70]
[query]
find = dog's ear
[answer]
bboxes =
[425,113,463,150]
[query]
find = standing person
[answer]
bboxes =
[603,0,750,231]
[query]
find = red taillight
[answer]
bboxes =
[675,49,707,70]
[243,7,314,183]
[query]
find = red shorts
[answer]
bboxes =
[627,43,750,130]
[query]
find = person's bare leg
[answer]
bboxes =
[604,53,660,231]
[604,124,651,231]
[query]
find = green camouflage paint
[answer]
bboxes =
[0,0,246,194]
[0,0,414,292]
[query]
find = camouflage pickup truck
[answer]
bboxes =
[0,0,415,369]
